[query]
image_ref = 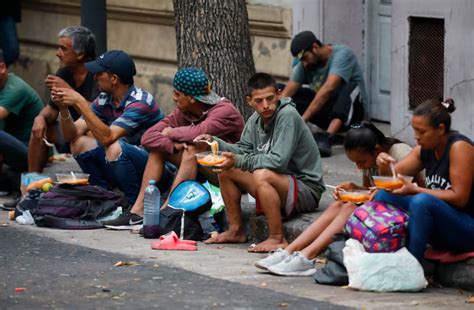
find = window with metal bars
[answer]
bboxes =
[408,17,445,109]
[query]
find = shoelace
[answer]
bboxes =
[119,211,131,218]
[283,252,315,266]
[283,252,300,263]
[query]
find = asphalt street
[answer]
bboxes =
[0,227,347,309]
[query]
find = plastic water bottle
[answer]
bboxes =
[143,180,161,239]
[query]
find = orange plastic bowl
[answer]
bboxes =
[339,190,371,203]
[56,172,90,185]
[195,151,226,166]
[373,176,413,190]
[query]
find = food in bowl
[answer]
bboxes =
[195,151,226,166]
[210,141,219,156]
[56,172,90,185]
[338,190,371,203]
[372,175,413,190]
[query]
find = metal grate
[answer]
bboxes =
[408,17,445,109]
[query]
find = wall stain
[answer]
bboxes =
[258,41,270,57]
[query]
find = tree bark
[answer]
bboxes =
[173,0,255,120]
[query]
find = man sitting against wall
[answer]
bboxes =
[0,49,43,194]
[202,73,325,253]
[52,50,173,208]
[28,26,99,172]
[281,31,368,157]
[103,67,245,228]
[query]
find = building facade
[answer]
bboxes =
[13,0,474,140]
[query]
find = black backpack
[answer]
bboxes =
[313,234,349,286]
[18,184,124,229]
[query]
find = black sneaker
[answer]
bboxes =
[101,210,143,227]
[315,132,333,157]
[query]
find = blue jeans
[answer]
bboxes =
[0,16,19,66]
[0,130,27,172]
[74,140,175,206]
[374,190,474,262]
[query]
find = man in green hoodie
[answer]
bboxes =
[197,73,325,253]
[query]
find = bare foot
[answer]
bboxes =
[204,230,247,244]
[248,236,288,253]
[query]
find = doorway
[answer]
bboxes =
[365,0,392,122]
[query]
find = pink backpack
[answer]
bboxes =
[344,201,408,253]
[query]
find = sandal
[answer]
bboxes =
[151,231,197,251]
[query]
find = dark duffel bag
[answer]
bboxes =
[31,184,124,229]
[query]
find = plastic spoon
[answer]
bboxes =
[390,162,397,179]
[71,171,77,181]
[325,184,346,192]
[42,138,54,147]
[195,140,214,146]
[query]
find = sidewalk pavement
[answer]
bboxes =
[1,127,473,306]
[2,219,472,309]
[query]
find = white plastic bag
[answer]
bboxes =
[343,239,427,292]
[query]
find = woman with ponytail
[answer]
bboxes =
[255,121,421,276]
[375,98,474,263]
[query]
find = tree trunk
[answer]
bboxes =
[173,0,255,120]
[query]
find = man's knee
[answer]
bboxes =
[252,169,276,186]
[218,169,233,181]
[70,135,98,155]
[105,141,123,161]
[147,150,168,170]
[218,169,253,190]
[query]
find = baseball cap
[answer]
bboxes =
[173,67,221,105]
[85,50,136,80]
[290,31,318,60]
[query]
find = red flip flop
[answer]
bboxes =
[151,232,197,251]
[159,232,197,245]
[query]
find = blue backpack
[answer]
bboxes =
[167,180,212,216]
[160,180,212,240]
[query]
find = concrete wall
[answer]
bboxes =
[319,0,364,65]
[280,0,365,65]
[11,0,293,115]
[392,0,474,142]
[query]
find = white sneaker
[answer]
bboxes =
[267,251,316,276]
[255,248,289,270]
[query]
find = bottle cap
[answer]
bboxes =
[148,180,156,185]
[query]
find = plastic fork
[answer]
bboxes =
[42,138,54,147]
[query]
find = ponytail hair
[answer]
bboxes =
[413,98,456,131]
[344,121,401,153]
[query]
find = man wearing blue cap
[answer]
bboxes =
[52,50,173,211]
[102,67,245,228]
[282,31,367,157]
